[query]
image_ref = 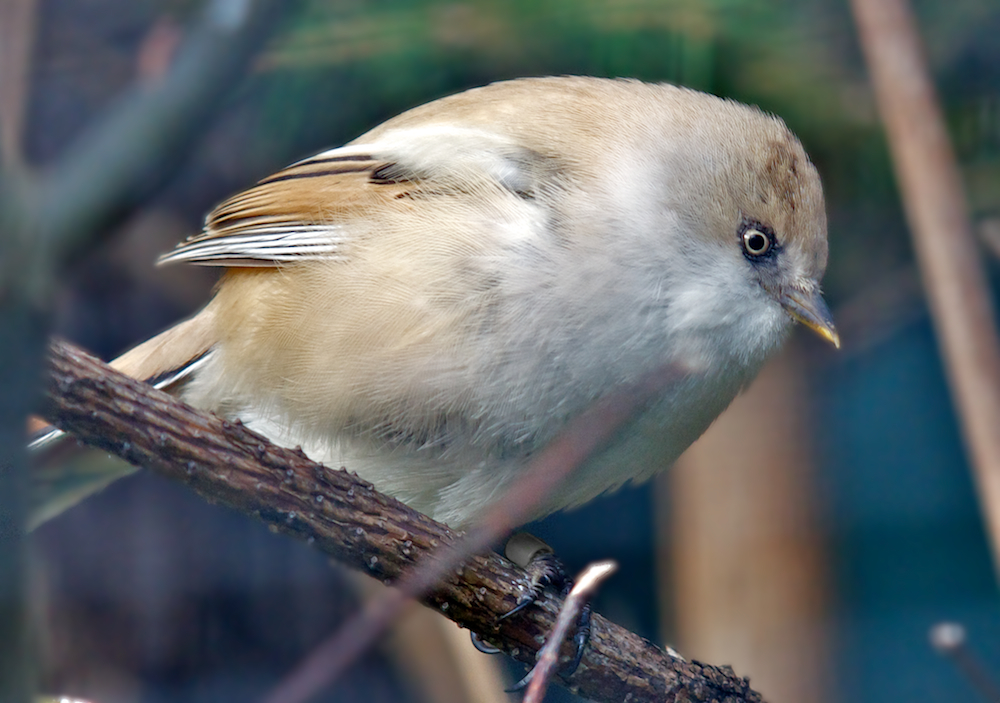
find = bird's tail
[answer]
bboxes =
[28,308,217,529]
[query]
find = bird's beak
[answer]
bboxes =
[778,286,840,349]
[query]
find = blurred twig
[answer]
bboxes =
[850,0,1000,580]
[0,5,40,701]
[521,561,617,703]
[40,338,765,703]
[33,0,290,279]
[929,622,1000,701]
[0,0,36,168]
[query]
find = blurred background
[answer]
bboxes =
[5,0,1000,701]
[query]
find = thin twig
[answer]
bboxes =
[522,561,618,703]
[850,0,1000,580]
[40,338,766,703]
[929,622,1000,702]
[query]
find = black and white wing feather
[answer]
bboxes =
[158,147,413,267]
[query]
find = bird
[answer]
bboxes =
[32,76,837,533]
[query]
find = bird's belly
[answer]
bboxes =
[233,365,751,529]
[440,369,751,526]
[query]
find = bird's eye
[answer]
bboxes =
[742,228,772,257]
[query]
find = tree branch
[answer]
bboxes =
[39,338,765,703]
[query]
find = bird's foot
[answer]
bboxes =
[504,601,592,691]
[500,533,569,621]
[486,532,592,686]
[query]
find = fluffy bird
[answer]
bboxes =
[38,76,837,529]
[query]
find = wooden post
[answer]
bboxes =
[851,0,1000,579]
[660,349,830,703]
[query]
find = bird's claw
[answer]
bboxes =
[504,533,591,678]
[468,533,593,680]
[497,549,566,623]
[504,598,591,692]
[470,631,502,655]
[565,600,591,676]
[506,667,534,692]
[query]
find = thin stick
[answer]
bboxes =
[522,561,618,703]
[929,622,1000,701]
[850,0,1000,579]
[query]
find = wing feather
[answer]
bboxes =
[157,127,548,268]
[158,149,410,267]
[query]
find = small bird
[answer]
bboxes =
[35,76,837,531]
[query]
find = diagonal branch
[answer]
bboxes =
[39,338,765,703]
[38,0,289,266]
[1,0,292,304]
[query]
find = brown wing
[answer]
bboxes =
[157,149,414,267]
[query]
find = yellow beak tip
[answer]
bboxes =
[778,287,840,350]
[822,328,842,350]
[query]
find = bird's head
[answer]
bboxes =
[726,130,838,349]
[653,99,839,364]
